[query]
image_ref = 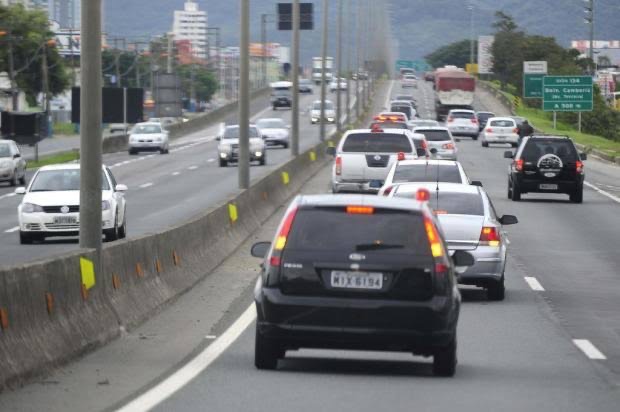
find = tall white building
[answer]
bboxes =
[172,0,208,59]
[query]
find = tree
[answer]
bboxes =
[425,39,477,69]
[0,4,69,105]
[176,64,218,103]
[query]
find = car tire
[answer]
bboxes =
[104,214,119,242]
[129,149,137,155]
[19,231,33,245]
[511,182,521,201]
[19,172,26,185]
[570,187,583,203]
[10,171,18,187]
[219,158,228,167]
[507,181,512,199]
[472,135,478,141]
[118,215,127,239]
[487,277,505,301]
[433,338,457,377]
[254,326,283,370]
[481,141,489,147]
[282,142,289,149]
[260,155,266,166]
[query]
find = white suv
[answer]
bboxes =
[446,109,479,139]
[0,140,27,186]
[328,128,418,193]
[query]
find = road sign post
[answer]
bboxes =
[523,61,547,99]
[542,76,593,112]
[395,59,414,71]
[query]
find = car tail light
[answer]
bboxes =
[416,188,431,202]
[347,206,374,214]
[479,226,500,247]
[424,216,444,258]
[486,128,493,133]
[335,156,342,175]
[442,143,455,150]
[513,128,519,134]
[382,186,393,196]
[421,140,427,149]
[274,207,298,251]
[515,159,524,172]
[447,117,454,122]
[397,152,405,161]
[269,256,282,267]
[471,118,478,124]
[371,124,384,133]
[576,160,584,174]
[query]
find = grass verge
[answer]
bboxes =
[27,150,79,170]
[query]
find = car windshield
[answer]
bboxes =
[257,119,285,129]
[391,106,411,117]
[450,111,474,119]
[313,102,334,110]
[416,129,451,142]
[273,89,290,96]
[521,139,578,162]
[394,191,484,215]
[0,144,11,157]
[477,113,494,120]
[223,126,260,139]
[30,169,110,192]
[393,164,463,183]
[490,120,515,127]
[286,208,429,255]
[132,124,161,134]
[342,133,413,153]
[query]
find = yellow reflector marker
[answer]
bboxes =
[228,203,238,223]
[281,171,290,185]
[80,257,96,290]
[275,235,287,250]
[309,151,317,161]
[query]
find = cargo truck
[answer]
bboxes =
[312,57,334,85]
[434,66,476,121]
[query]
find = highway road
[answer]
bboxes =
[1,80,619,411]
[0,86,360,267]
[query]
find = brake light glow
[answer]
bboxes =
[269,256,282,266]
[486,128,493,133]
[576,160,584,174]
[371,124,384,133]
[346,206,375,214]
[383,186,393,196]
[416,188,431,202]
[442,143,455,150]
[274,207,298,250]
[447,117,454,122]
[424,216,444,258]
[471,118,478,124]
[479,226,500,247]
[513,128,519,134]
[335,156,342,175]
[397,152,405,161]
[515,159,524,172]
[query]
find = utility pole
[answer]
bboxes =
[345,0,351,126]
[41,41,51,141]
[336,0,343,132]
[238,0,250,189]
[584,0,595,74]
[79,0,103,258]
[319,0,329,142]
[261,14,268,87]
[291,0,300,156]
[114,38,122,87]
[355,1,360,120]
[7,31,18,110]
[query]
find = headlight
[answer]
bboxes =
[0,160,11,168]
[312,117,319,122]
[22,203,43,213]
[102,200,111,210]
[327,117,334,122]
[220,152,228,159]
[255,151,262,157]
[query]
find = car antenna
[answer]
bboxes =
[435,158,440,210]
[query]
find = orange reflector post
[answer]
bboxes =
[112,274,121,290]
[45,292,54,315]
[0,308,8,330]
[346,206,375,215]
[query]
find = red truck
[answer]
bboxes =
[434,67,476,121]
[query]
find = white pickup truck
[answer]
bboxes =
[328,128,418,193]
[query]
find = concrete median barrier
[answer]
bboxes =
[0,81,373,389]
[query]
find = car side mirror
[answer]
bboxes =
[452,250,475,267]
[580,153,587,161]
[504,151,514,159]
[326,146,336,156]
[13,153,21,158]
[471,180,483,187]
[430,148,438,154]
[499,215,518,225]
[115,184,128,192]
[251,241,271,258]
[15,187,26,195]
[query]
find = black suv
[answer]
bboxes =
[251,194,474,376]
[505,135,587,203]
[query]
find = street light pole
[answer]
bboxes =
[468,4,474,69]
[238,0,250,189]
[355,1,360,120]
[79,0,103,256]
[584,0,595,74]
[291,0,300,156]
[336,0,343,132]
[345,0,351,126]
[261,14,267,87]
[319,0,329,142]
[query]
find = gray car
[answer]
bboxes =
[256,118,290,148]
[0,140,27,186]
[389,182,518,301]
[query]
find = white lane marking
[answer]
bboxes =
[139,182,154,189]
[0,192,17,201]
[205,335,217,340]
[138,156,146,160]
[188,165,198,170]
[115,304,256,412]
[584,181,620,204]
[573,339,607,360]
[172,172,181,176]
[4,226,19,233]
[524,276,545,291]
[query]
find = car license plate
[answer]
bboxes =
[539,183,558,190]
[331,271,383,290]
[497,135,506,139]
[53,216,77,224]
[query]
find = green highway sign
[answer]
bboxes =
[542,76,593,112]
[523,73,544,98]
[396,60,414,70]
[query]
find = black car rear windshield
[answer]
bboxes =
[342,133,413,153]
[393,164,463,183]
[416,129,451,142]
[520,139,578,162]
[394,191,483,215]
[286,208,430,254]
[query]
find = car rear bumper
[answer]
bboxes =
[448,127,478,136]
[332,179,379,194]
[483,134,519,144]
[256,287,458,353]
[452,246,505,285]
[514,176,583,194]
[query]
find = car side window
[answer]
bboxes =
[106,168,118,189]
[485,193,499,221]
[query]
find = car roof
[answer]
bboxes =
[37,163,104,171]
[527,134,572,140]
[135,122,162,126]
[395,159,460,166]
[487,116,516,122]
[413,126,450,131]
[257,118,284,122]
[296,194,428,212]
[347,128,411,135]
[393,182,481,195]
[225,124,257,128]
[476,111,495,115]
[449,109,475,113]
[313,100,333,104]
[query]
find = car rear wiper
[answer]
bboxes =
[355,243,404,251]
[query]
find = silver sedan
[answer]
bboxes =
[389,182,518,301]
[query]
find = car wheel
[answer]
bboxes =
[129,149,137,155]
[104,213,119,242]
[511,182,521,201]
[19,172,26,185]
[260,155,266,166]
[219,158,228,167]
[472,135,478,141]
[487,277,505,301]
[10,171,18,187]
[570,186,583,203]
[118,216,127,239]
[19,231,33,245]
[433,338,457,377]
[507,180,513,199]
[481,141,489,148]
[254,326,283,370]
[282,142,289,149]
[273,106,277,111]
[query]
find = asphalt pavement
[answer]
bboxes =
[1,80,619,411]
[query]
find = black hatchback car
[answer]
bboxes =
[251,194,474,376]
[505,135,587,203]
